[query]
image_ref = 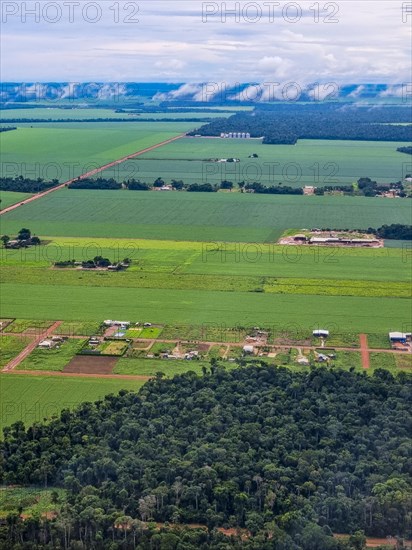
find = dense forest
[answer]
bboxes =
[1,366,411,549]
[190,105,412,144]
[0,176,60,193]
[397,146,412,155]
[374,224,412,240]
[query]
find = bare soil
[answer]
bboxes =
[63,355,118,374]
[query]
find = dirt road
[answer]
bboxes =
[360,334,370,369]
[0,133,186,215]
[2,321,62,372]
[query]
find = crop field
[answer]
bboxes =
[0,191,33,209]
[0,335,31,368]
[0,282,409,334]
[114,357,211,376]
[0,374,145,432]
[1,189,411,242]
[0,487,66,520]
[0,234,410,338]
[16,338,87,371]
[98,137,409,185]
[0,107,234,121]
[0,122,195,182]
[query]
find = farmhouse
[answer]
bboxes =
[313,329,329,338]
[389,332,411,343]
[243,345,254,354]
[38,339,55,349]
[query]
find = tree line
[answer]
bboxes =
[0,176,59,193]
[397,146,412,155]
[0,126,16,133]
[1,366,411,549]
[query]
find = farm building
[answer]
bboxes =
[243,345,254,354]
[389,332,411,343]
[38,339,55,349]
[293,234,307,242]
[313,329,329,338]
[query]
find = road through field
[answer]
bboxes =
[2,321,62,371]
[0,133,186,215]
[360,333,370,368]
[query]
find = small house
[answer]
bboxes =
[38,339,54,349]
[389,332,407,343]
[243,345,254,354]
[313,329,329,338]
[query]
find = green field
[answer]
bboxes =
[114,357,211,376]
[0,107,234,121]
[0,191,33,209]
[0,283,409,334]
[98,137,410,185]
[1,190,411,242]
[0,122,195,182]
[0,374,145,432]
[0,487,66,520]
[0,335,31,368]
[16,338,86,372]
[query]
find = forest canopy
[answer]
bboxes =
[190,104,412,144]
[1,366,411,549]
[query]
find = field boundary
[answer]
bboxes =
[2,321,62,372]
[0,133,187,215]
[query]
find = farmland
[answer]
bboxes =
[0,373,145,432]
[0,191,33,209]
[0,283,409,333]
[1,189,411,242]
[0,107,236,121]
[98,137,409,185]
[0,122,195,182]
[16,338,87,371]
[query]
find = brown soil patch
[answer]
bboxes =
[64,355,118,374]
[197,343,210,352]
[360,334,370,369]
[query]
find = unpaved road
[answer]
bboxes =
[0,133,186,215]
[359,333,370,369]
[2,321,62,371]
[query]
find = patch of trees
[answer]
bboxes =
[187,182,217,192]
[314,178,408,198]
[1,228,40,248]
[397,146,412,155]
[68,177,122,190]
[1,366,411,549]
[0,126,16,132]
[0,176,59,193]
[190,104,412,144]
[374,224,412,240]
[126,179,150,190]
[243,182,303,194]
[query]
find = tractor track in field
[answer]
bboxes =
[0,133,187,215]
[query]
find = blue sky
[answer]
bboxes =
[1,1,411,85]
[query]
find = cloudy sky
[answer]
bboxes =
[1,0,411,84]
